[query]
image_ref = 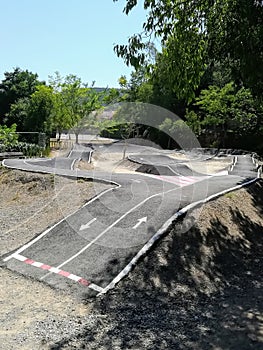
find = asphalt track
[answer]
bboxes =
[1,145,259,298]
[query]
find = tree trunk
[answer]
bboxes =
[75,132,79,144]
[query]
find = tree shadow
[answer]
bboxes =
[49,184,263,350]
[246,180,263,215]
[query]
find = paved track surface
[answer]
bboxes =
[1,144,258,298]
[229,154,258,178]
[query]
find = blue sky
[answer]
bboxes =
[0,0,147,87]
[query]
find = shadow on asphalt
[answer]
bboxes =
[50,181,263,350]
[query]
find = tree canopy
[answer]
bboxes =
[114,0,263,99]
[0,67,43,125]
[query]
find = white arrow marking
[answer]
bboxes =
[131,179,141,183]
[80,218,97,231]
[132,216,147,230]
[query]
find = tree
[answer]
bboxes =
[159,118,196,149]
[228,87,261,136]
[48,73,103,143]
[186,82,262,147]
[101,87,122,105]
[119,67,154,103]
[0,67,43,126]
[113,0,263,99]
[24,85,54,133]
[6,97,31,131]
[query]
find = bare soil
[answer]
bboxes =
[0,165,262,349]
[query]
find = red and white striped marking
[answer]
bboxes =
[13,254,103,293]
[142,174,209,187]
[156,175,204,186]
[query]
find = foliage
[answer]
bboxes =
[0,123,42,156]
[102,87,122,105]
[186,82,263,146]
[230,87,262,135]
[152,29,207,102]
[184,110,202,136]
[0,124,18,147]
[0,67,43,126]
[119,67,154,103]
[113,0,263,99]
[25,85,55,132]
[6,97,31,131]
[196,83,258,132]
[0,141,43,157]
[47,73,103,142]
[196,83,235,129]
[6,85,55,135]
[159,117,198,149]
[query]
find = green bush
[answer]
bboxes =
[0,141,44,157]
[0,124,18,146]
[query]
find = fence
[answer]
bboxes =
[49,138,74,150]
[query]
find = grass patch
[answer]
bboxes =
[224,191,236,199]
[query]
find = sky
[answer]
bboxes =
[0,0,147,87]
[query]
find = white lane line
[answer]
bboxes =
[88,150,93,163]
[3,186,118,262]
[167,165,182,176]
[68,148,74,158]
[70,158,80,171]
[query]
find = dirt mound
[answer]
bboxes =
[0,166,54,191]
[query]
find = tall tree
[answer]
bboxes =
[0,67,43,126]
[48,73,102,143]
[113,0,263,99]
[24,85,54,133]
[6,97,31,131]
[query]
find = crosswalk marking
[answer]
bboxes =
[141,173,209,187]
